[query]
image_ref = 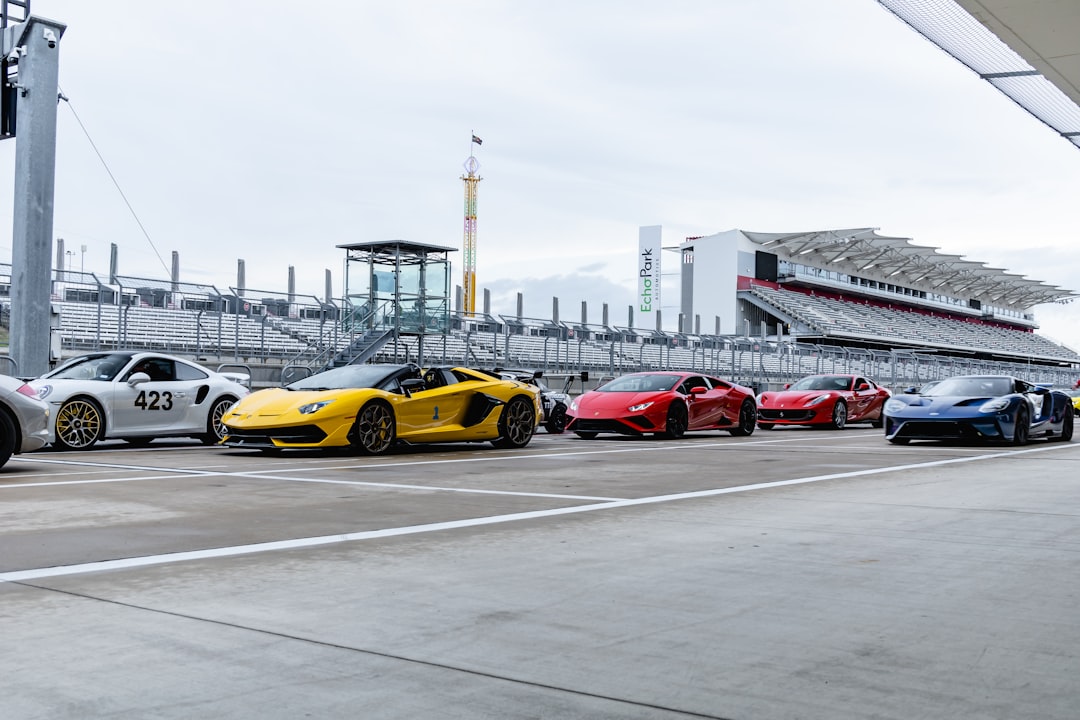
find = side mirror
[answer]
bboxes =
[856,383,870,391]
[690,386,708,395]
[127,372,151,386]
[904,386,918,394]
[783,383,791,390]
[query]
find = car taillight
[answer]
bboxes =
[16,383,40,399]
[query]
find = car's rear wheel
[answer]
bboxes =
[1057,407,1074,442]
[201,396,236,445]
[55,397,105,450]
[493,396,536,449]
[1013,406,1029,446]
[661,402,688,439]
[729,399,757,436]
[575,431,598,440]
[545,403,567,434]
[351,401,396,455]
[0,410,15,468]
[829,401,847,430]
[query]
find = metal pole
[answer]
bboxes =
[7,17,67,376]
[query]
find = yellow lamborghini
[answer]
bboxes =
[221,363,541,455]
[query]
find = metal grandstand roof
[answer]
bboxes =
[742,228,1076,308]
[876,0,1080,149]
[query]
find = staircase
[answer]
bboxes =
[329,328,395,367]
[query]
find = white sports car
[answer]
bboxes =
[30,352,250,449]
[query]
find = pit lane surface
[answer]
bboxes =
[3,428,1079,719]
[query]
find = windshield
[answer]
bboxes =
[925,376,1012,397]
[46,354,132,381]
[287,364,414,391]
[597,374,680,393]
[789,375,851,392]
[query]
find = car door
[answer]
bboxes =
[110,357,196,435]
[848,377,876,420]
[683,375,730,429]
[394,368,474,439]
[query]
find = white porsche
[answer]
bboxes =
[30,352,250,449]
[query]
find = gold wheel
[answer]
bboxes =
[55,398,104,450]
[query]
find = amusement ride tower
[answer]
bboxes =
[461,136,482,314]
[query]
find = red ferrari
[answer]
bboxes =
[565,371,757,439]
[756,374,890,430]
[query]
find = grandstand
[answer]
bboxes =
[2,225,1078,393]
[679,228,1079,366]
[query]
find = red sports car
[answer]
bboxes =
[565,371,757,439]
[756,374,890,430]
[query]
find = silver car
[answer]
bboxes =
[0,374,50,468]
[30,352,250,450]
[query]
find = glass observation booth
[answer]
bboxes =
[338,240,454,338]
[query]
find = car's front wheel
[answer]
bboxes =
[729,399,757,436]
[201,396,237,445]
[661,402,688,439]
[55,397,105,450]
[493,396,536,449]
[1013,405,1029,446]
[829,400,847,430]
[351,401,396,455]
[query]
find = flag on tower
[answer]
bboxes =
[471,134,483,146]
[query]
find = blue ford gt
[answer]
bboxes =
[883,375,1074,445]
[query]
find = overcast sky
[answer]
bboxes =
[3,1,1079,350]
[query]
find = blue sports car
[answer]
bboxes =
[883,375,1074,445]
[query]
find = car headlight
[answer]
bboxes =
[884,398,907,415]
[298,399,336,414]
[569,399,579,412]
[805,394,829,407]
[756,393,767,404]
[34,384,52,400]
[628,401,654,412]
[979,397,1010,413]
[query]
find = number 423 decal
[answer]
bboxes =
[135,390,174,411]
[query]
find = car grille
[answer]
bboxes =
[223,424,327,447]
[896,421,995,440]
[759,409,814,421]
[571,418,648,435]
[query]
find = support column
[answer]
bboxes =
[8,17,66,376]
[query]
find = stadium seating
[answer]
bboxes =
[747,285,1078,362]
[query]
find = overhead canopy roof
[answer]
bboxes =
[337,240,457,266]
[876,0,1080,149]
[742,228,1077,308]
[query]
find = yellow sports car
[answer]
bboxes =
[1070,388,1080,414]
[221,363,541,455]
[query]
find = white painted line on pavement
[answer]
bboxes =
[3,441,1075,584]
